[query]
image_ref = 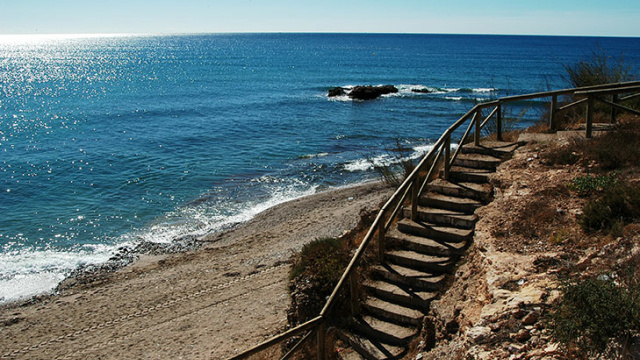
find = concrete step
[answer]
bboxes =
[443,165,494,183]
[397,218,473,243]
[453,153,502,170]
[363,279,437,309]
[336,329,406,360]
[418,193,483,215]
[402,205,478,229]
[363,297,424,327]
[428,178,493,202]
[461,141,519,159]
[350,315,418,346]
[385,228,468,257]
[370,262,446,292]
[386,249,457,274]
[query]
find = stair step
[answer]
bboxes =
[371,263,446,291]
[336,329,406,360]
[445,166,494,183]
[397,218,473,243]
[402,205,478,229]
[386,249,457,273]
[428,178,493,202]
[453,153,502,170]
[350,315,418,346]
[364,279,437,309]
[386,228,467,257]
[364,297,424,327]
[419,193,483,215]
[461,141,519,159]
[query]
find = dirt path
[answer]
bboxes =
[0,182,392,360]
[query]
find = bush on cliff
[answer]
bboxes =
[551,268,640,357]
[287,237,352,326]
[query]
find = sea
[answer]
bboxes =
[1,33,640,303]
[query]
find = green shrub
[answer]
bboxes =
[580,183,640,233]
[568,173,618,197]
[551,277,640,356]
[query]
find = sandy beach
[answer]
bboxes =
[0,182,392,360]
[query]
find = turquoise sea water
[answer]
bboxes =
[1,33,639,302]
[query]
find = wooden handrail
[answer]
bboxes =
[227,316,323,360]
[226,81,640,360]
[574,84,640,96]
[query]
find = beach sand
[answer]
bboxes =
[0,181,392,360]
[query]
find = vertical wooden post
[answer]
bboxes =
[411,181,419,222]
[496,104,503,141]
[349,270,360,316]
[549,95,557,131]
[377,220,385,262]
[586,95,594,138]
[474,109,482,146]
[317,321,326,360]
[610,94,618,124]
[443,135,451,180]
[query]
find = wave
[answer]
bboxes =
[0,245,116,303]
[343,142,436,172]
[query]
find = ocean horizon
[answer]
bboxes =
[2,32,639,303]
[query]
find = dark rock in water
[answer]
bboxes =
[348,85,398,100]
[328,87,346,97]
[412,88,431,93]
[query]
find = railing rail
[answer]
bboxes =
[227,81,640,360]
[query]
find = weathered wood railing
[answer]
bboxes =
[227,81,640,360]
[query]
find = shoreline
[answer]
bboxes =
[0,180,380,309]
[0,180,393,359]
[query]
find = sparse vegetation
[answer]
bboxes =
[563,47,636,88]
[371,139,417,187]
[551,271,640,358]
[568,173,618,197]
[580,182,640,234]
[583,120,640,170]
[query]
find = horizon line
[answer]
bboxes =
[1,31,639,39]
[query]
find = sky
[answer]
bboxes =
[1,0,639,37]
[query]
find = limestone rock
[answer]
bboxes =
[466,326,492,344]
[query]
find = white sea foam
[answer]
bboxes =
[138,181,319,244]
[472,87,496,93]
[0,246,117,303]
[344,143,439,173]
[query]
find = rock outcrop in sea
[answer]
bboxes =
[328,85,398,100]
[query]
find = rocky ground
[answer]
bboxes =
[413,130,640,360]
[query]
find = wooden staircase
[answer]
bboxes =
[336,141,517,360]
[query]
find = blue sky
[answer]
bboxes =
[1,0,639,37]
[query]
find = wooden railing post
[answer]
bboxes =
[496,104,503,141]
[549,95,557,131]
[586,95,594,138]
[474,108,482,146]
[610,94,618,124]
[410,181,419,221]
[317,321,326,360]
[443,135,451,180]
